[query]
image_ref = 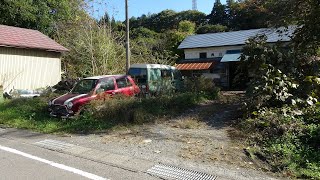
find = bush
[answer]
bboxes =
[183,76,220,99]
[241,106,320,178]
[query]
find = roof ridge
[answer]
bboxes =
[188,27,271,37]
[178,26,295,49]
[188,26,296,38]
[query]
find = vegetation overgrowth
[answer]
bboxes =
[235,0,320,178]
[240,106,320,178]
[0,77,219,134]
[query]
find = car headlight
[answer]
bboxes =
[48,100,52,106]
[66,102,73,109]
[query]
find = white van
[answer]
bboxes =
[128,64,183,95]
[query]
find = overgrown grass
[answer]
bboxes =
[0,88,219,134]
[240,105,320,178]
[0,97,118,133]
[79,91,219,126]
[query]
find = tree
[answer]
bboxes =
[176,10,207,26]
[226,0,235,6]
[236,0,320,109]
[178,20,196,34]
[128,10,207,33]
[130,30,178,65]
[0,0,83,36]
[196,24,228,34]
[228,0,269,30]
[265,0,320,55]
[131,27,158,39]
[99,12,110,25]
[207,1,228,26]
[149,10,177,32]
[56,14,126,77]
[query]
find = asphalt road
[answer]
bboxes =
[0,127,278,180]
[0,150,90,180]
[0,136,158,180]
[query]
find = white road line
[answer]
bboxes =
[0,145,108,180]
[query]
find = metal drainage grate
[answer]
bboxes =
[147,164,217,180]
[34,139,75,151]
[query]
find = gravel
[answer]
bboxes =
[55,94,281,180]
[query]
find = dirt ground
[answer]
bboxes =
[58,92,277,179]
[102,94,253,167]
[101,92,254,167]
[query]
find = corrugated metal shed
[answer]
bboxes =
[178,26,295,49]
[0,47,61,92]
[0,25,67,92]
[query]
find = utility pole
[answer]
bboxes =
[125,0,130,74]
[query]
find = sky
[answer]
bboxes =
[91,0,227,21]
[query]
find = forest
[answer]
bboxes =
[0,0,286,77]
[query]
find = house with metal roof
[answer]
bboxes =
[176,27,294,88]
[0,25,68,93]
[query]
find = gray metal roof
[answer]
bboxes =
[178,26,295,49]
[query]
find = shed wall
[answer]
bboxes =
[0,47,61,92]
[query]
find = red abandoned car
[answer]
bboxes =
[48,75,140,118]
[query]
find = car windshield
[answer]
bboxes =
[71,79,98,94]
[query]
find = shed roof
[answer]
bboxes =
[0,25,68,52]
[176,62,217,70]
[178,26,295,49]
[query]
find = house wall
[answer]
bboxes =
[0,47,61,92]
[184,45,243,59]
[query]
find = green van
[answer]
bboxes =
[128,64,183,96]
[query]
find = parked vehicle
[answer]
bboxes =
[128,64,183,96]
[3,89,42,99]
[48,75,140,118]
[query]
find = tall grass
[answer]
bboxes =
[80,92,217,125]
[0,85,219,134]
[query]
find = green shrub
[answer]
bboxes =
[241,106,320,178]
[182,76,220,99]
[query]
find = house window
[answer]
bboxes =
[199,52,207,59]
[219,52,223,57]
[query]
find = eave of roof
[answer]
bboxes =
[0,44,68,53]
